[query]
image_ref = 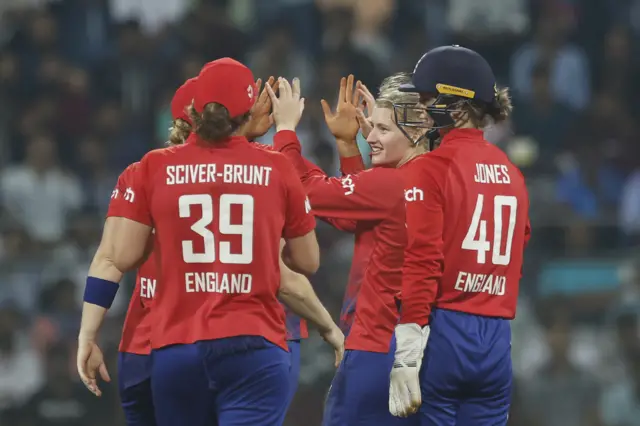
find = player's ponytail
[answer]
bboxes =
[188,102,251,143]
[167,118,192,146]
[489,87,513,123]
[464,86,512,128]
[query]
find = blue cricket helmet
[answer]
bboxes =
[394,45,499,147]
[401,45,497,104]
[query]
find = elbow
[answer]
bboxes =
[282,232,320,275]
[287,253,319,276]
[112,250,140,273]
[279,267,311,304]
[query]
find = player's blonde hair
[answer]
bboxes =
[167,118,191,146]
[188,102,251,143]
[461,86,513,128]
[375,72,427,145]
[375,72,419,109]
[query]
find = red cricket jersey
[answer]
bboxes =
[111,134,316,351]
[400,128,531,326]
[274,130,406,353]
[107,162,156,355]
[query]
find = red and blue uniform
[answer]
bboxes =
[113,132,316,426]
[274,130,417,426]
[108,162,157,426]
[400,129,531,425]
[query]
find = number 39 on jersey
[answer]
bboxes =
[179,193,254,265]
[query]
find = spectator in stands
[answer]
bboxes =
[510,13,590,110]
[0,135,82,244]
[511,61,575,175]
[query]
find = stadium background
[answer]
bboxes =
[0,0,639,425]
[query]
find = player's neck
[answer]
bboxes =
[397,146,426,168]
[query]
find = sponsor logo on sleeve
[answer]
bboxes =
[341,175,355,196]
[124,188,135,203]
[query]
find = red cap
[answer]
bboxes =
[171,77,198,124]
[194,58,256,117]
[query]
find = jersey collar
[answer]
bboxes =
[440,128,484,146]
[187,133,250,148]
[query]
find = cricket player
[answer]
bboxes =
[388,45,531,425]
[79,58,342,426]
[77,77,198,426]
[267,75,427,425]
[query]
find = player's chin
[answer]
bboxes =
[371,153,399,168]
[370,152,391,167]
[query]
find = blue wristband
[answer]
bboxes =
[84,277,119,309]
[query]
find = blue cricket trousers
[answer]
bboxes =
[151,336,291,426]
[118,352,156,426]
[322,334,419,426]
[286,339,301,408]
[420,308,512,426]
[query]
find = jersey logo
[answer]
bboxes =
[124,187,135,203]
[111,189,119,199]
[305,197,311,214]
[341,175,355,196]
[405,187,424,202]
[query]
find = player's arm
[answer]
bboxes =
[275,130,402,221]
[389,156,446,416]
[107,158,155,271]
[339,153,365,175]
[399,157,448,326]
[278,257,344,366]
[277,239,334,333]
[277,240,344,364]
[78,163,150,396]
[277,155,320,275]
[301,155,359,233]
[79,166,135,342]
[79,217,124,342]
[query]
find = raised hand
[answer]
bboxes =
[266,77,305,132]
[246,77,279,140]
[321,74,360,142]
[355,80,376,138]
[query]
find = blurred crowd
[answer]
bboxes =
[0,0,639,425]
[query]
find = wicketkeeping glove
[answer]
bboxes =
[389,323,430,417]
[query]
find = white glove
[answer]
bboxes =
[389,323,430,417]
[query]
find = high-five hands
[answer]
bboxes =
[246,76,279,140]
[320,74,361,142]
[355,81,376,139]
[266,77,305,132]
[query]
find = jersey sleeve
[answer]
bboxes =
[300,157,358,233]
[273,155,316,239]
[107,163,137,218]
[108,156,153,227]
[339,155,365,175]
[274,130,402,222]
[399,156,448,326]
